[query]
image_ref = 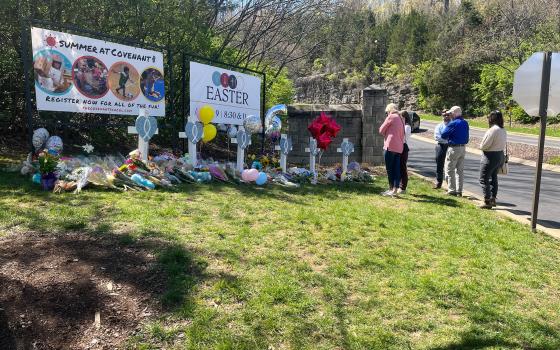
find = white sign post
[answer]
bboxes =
[513,52,559,232]
[128,109,158,162]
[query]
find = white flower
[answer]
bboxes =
[82,144,94,154]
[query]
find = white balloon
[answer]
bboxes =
[32,128,49,151]
[46,136,63,153]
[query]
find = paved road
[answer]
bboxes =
[421,120,560,149]
[408,136,560,230]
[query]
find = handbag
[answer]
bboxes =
[498,144,509,175]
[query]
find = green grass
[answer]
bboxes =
[1,171,560,349]
[421,114,560,138]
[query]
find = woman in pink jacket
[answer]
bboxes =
[379,103,405,197]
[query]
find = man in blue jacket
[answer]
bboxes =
[441,106,469,196]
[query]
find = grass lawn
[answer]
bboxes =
[421,114,560,138]
[1,171,560,349]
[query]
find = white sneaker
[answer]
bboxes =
[381,190,393,196]
[397,188,406,194]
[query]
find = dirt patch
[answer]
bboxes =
[0,232,169,350]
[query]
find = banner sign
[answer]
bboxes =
[190,61,261,126]
[31,27,165,116]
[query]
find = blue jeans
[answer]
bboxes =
[384,150,401,189]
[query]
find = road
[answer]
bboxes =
[408,136,560,230]
[421,120,560,149]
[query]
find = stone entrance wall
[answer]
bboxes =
[286,85,387,166]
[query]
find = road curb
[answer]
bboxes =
[410,134,560,173]
[408,169,560,240]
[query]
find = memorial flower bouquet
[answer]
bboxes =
[38,150,59,190]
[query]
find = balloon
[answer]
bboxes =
[45,136,63,154]
[269,130,281,143]
[131,174,155,189]
[243,115,262,134]
[198,105,215,124]
[325,118,341,138]
[251,161,262,171]
[241,168,259,182]
[32,128,49,151]
[255,172,267,186]
[227,125,238,139]
[307,121,324,139]
[317,132,332,150]
[32,173,41,184]
[202,124,217,142]
[241,169,252,182]
[264,104,287,133]
[217,123,228,132]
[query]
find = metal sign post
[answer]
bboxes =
[531,52,552,232]
[513,51,557,232]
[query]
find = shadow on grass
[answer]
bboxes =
[408,193,459,207]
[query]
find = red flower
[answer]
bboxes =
[307,121,324,139]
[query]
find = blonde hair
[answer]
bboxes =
[385,103,398,113]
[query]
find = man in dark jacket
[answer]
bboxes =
[441,106,469,196]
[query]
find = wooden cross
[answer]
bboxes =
[274,134,292,173]
[337,138,355,174]
[231,126,251,173]
[305,137,320,180]
[128,109,158,162]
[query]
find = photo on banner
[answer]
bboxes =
[190,61,261,126]
[30,27,166,116]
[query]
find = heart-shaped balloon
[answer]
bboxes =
[135,114,158,142]
[185,121,204,144]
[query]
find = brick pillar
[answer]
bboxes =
[361,85,387,165]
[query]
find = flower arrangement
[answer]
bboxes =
[38,150,59,175]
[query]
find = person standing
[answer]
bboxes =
[433,110,451,189]
[441,106,469,196]
[479,111,507,209]
[399,111,412,194]
[379,103,405,197]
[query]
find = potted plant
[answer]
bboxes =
[38,150,59,190]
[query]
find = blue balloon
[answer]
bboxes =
[212,71,221,86]
[32,173,41,184]
[255,172,267,186]
[131,174,155,189]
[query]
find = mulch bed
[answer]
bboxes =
[0,232,168,350]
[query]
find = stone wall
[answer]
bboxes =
[286,104,363,165]
[294,72,418,112]
[286,85,387,166]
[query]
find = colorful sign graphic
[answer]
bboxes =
[189,62,261,126]
[31,27,165,116]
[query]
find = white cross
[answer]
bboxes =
[231,126,251,173]
[274,134,290,173]
[337,138,354,174]
[305,136,320,180]
[178,115,199,166]
[128,109,158,162]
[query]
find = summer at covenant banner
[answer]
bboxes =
[31,27,165,116]
[190,61,261,126]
